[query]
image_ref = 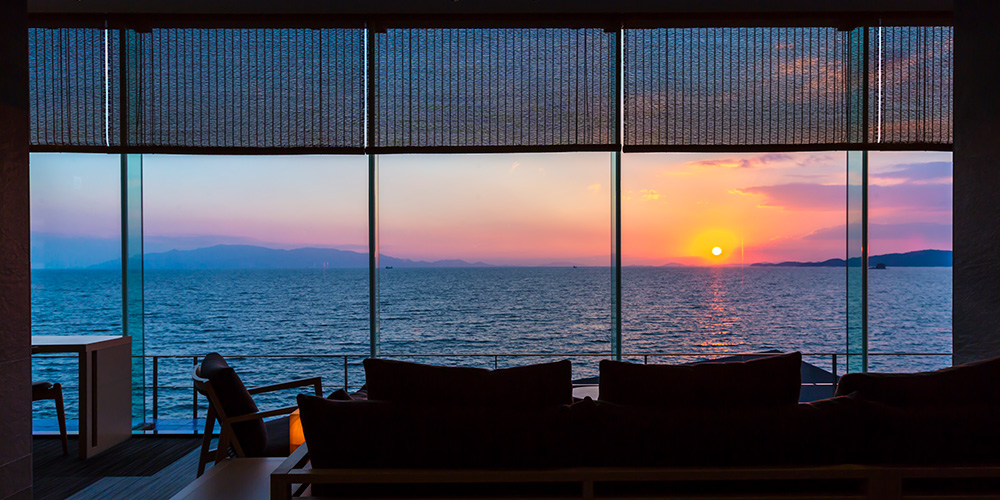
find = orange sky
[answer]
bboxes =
[625,151,951,266]
[31,151,952,267]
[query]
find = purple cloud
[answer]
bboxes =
[802,222,952,242]
[740,182,951,212]
[871,161,952,182]
[691,153,795,169]
[870,183,952,211]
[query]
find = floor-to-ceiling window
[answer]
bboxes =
[621,152,848,376]
[620,151,953,376]
[26,19,954,429]
[378,153,612,381]
[139,154,369,422]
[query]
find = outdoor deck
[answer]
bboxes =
[33,435,203,500]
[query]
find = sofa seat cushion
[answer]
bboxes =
[362,358,572,407]
[852,400,1000,465]
[800,394,1000,465]
[297,394,574,470]
[574,397,845,467]
[264,416,291,457]
[836,355,1000,407]
[599,352,802,408]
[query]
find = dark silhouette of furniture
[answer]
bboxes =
[193,353,321,477]
[275,355,1000,499]
[31,335,132,459]
[32,381,69,455]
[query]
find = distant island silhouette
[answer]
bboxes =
[750,249,952,268]
[38,240,952,270]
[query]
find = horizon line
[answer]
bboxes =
[31,243,953,271]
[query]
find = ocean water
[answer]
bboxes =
[30,267,952,420]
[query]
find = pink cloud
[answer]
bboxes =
[738,183,843,211]
[739,183,951,212]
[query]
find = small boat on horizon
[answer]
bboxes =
[385,265,393,269]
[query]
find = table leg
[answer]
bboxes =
[76,343,132,459]
[77,349,91,459]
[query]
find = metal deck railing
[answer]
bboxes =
[31,351,952,431]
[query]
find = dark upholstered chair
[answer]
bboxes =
[194,353,321,476]
[32,381,69,455]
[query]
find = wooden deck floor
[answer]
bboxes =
[33,435,203,500]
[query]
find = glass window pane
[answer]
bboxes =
[378,153,611,384]
[30,152,122,428]
[868,151,952,372]
[623,152,847,397]
[142,155,368,422]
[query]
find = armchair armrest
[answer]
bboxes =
[248,376,322,397]
[228,405,299,423]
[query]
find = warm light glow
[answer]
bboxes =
[289,409,304,453]
[712,246,722,256]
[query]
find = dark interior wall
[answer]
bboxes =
[954,0,1000,365]
[0,0,31,499]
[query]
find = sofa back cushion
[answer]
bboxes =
[836,355,1000,407]
[198,353,267,457]
[599,352,801,408]
[363,358,572,407]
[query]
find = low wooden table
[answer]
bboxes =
[32,335,132,459]
[172,458,286,500]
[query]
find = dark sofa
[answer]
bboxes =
[279,353,1000,499]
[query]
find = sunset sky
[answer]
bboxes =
[29,150,952,267]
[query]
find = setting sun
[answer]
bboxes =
[687,228,741,264]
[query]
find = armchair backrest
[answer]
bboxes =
[194,353,268,457]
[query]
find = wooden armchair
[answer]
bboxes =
[193,353,321,477]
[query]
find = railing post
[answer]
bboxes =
[832,354,838,389]
[343,356,348,390]
[152,356,158,423]
[494,355,498,371]
[193,356,199,422]
[644,355,648,365]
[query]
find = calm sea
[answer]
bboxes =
[30,267,952,420]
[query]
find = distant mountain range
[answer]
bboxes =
[41,239,952,270]
[89,244,492,270]
[751,249,952,268]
